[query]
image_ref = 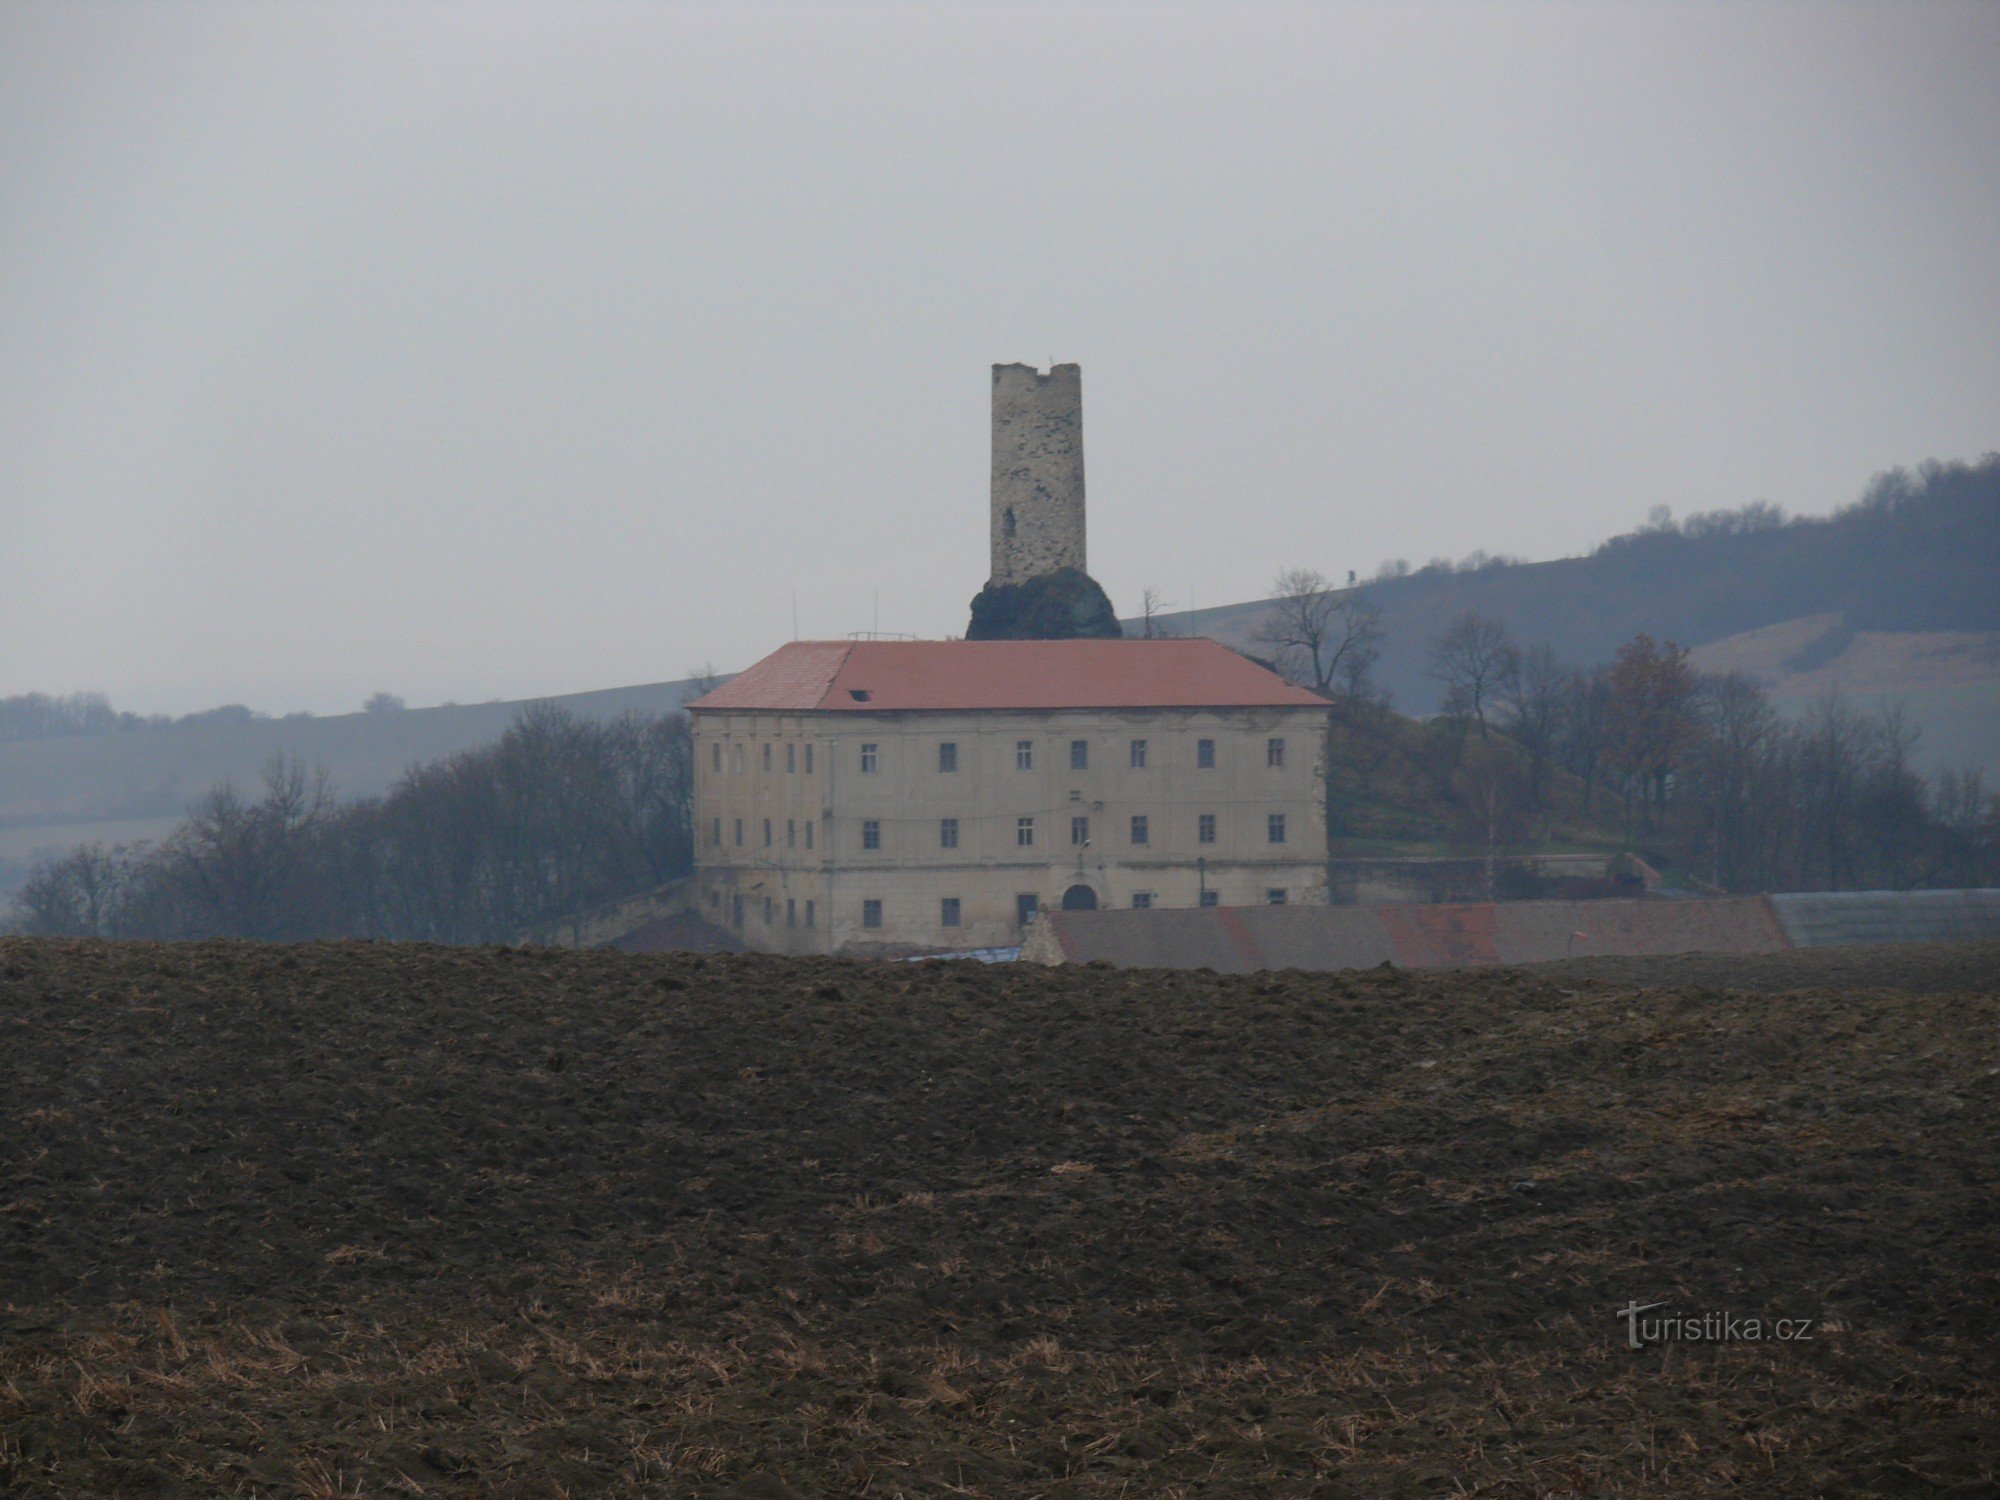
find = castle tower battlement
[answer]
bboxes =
[990,362,1086,585]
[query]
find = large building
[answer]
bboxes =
[685,361,1330,954]
[686,637,1330,955]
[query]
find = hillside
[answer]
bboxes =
[1150,455,2000,773]
[0,677,707,899]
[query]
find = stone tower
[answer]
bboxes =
[989,362,1086,585]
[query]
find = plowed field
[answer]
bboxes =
[3,938,1997,1496]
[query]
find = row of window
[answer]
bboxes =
[712,811,1289,850]
[852,889,1290,928]
[714,816,818,849]
[926,811,1286,848]
[711,736,1291,776]
[716,741,819,775]
[724,887,1290,931]
[726,893,819,928]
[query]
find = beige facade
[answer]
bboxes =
[692,703,1328,955]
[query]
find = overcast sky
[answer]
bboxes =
[3,1,1995,715]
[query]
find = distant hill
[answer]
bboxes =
[1148,455,2000,775]
[0,677,709,898]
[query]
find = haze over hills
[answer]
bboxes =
[4,455,1993,902]
[0,678,707,899]
[1153,455,2000,776]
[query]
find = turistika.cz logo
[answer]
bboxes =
[1616,1301,1816,1349]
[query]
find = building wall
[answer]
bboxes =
[989,363,1086,584]
[692,704,1328,954]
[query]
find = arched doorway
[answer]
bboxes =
[1061,884,1098,911]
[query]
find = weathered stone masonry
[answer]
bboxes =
[989,363,1087,585]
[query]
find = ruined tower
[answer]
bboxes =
[989,362,1086,585]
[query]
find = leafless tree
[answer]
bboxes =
[164,755,337,940]
[1427,611,1519,736]
[1138,587,1178,638]
[1254,569,1384,701]
[1556,667,1612,812]
[681,663,721,706]
[1686,672,1779,889]
[1501,644,1566,802]
[9,844,126,936]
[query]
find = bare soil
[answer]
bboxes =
[2,938,1996,1497]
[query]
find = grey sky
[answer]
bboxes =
[3,1,1995,716]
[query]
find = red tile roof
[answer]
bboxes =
[686,639,1328,713]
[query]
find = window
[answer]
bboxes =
[762,743,772,772]
[805,899,815,928]
[941,897,961,928]
[1070,815,1089,847]
[732,743,744,771]
[862,899,882,928]
[1130,814,1149,846]
[860,743,878,774]
[1017,817,1035,847]
[733,818,744,847]
[1070,739,1089,770]
[786,898,796,926]
[1016,892,1038,926]
[805,744,814,774]
[1197,738,1216,768]
[711,743,722,772]
[1199,890,1220,908]
[1268,814,1286,844]
[1130,739,1148,768]
[710,817,721,847]
[732,895,744,926]
[787,819,796,848]
[709,889,720,907]
[1267,737,1285,768]
[939,742,958,773]
[763,818,772,847]
[805,820,814,850]
[1266,888,1288,905]
[940,817,959,849]
[763,896,774,924]
[1131,892,1154,909]
[787,742,796,773]
[1198,813,1216,845]
[862,820,881,850]
[1016,740,1034,770]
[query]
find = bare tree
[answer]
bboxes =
[1686,672,1779,889]
[1604,634,1699,827]
[1557,666,1612,812]
[8,844,127,936]
[681,663,721,705]
[1501,644,1566,802]
[1138,587,1178,638]
[1254,569,1384,700]
[165,756,337,940]
[1427,611,1519,736]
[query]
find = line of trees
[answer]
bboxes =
[1447,615,1997,891]
[9,704,696,943]
[0,690,423,745]
[1252,564,1998,893]
[0,692,182,744]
